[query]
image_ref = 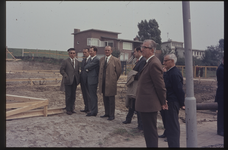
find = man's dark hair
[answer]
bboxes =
[135,47,141,52]
[90,46,98,52]
[67,48,75,52]
[83,48,89,52]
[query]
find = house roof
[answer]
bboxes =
[71,29,121,35]
[101,36,143,43]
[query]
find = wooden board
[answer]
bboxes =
[6,107,65,120]
[6,94,48,102]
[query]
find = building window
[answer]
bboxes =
[87,38,99,46]
[123,42,132,50]
[125,53,129,60]
[105,41,114,47]
[120,53,124,61]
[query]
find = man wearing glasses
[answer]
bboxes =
[135,40,167,148]
[60,48,80,115]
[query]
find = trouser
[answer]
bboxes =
[165,101,180,148]
[80,79,90,111]
[126,98,143,130]
[217,100,224,134]
[65,77,77,112]
[140,111,158,148]
[103,95,115,118]
[160,109,167,136]
[88,84,98,114]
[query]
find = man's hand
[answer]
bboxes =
[162,100,168,110]
[181,106,185,110]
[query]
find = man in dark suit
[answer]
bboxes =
[84,46,100,116]
[98,46,122,121]
[215,56,224,136]
[135,39,167,148]
[162,53,185,147]
[80,48,91,113]
[60,48,80,115]
[123,47,146,132]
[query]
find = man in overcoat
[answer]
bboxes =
[80,48,91,113]
[84,46,100,116]
[135,39,167,148]
[123,47,146,132]
[98,46,122,121]
[215,56,224,136]
[60,48,80,115]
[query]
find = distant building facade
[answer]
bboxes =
[72,28,143,61]
[161,39,205,59]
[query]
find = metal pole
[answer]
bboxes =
[182,1,198,147]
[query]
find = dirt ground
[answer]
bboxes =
[6,61,218,147]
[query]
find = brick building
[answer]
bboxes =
[71,28,143,61]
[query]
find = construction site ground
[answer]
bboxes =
[6,61,224,147]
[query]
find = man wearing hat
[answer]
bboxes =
[60,48,80,115]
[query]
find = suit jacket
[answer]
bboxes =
[84,56,100,85]
[163,66,185,107]
[80,58,88,85]
[98,55,122,96]
[215,63,224,102]
[60,57,80,91]
[135,56,166,112]
[126,70,138,107]
[133,57,147,80]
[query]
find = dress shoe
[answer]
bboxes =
[107,117,115,121]
[71,110,76,113]
[100,114,109,118]
[80,110,89,113]
[158,134,166,138]
[122,120,131,124]
[66,111,72,115]
[86,113,97,116]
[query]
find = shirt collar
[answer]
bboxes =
[146,55,155,63]
[138,55,143,61]
[69,57,75,61]
[86,55,91,60]
[105,55,112,62]
[90,55,96,60]
[167,65,175,72]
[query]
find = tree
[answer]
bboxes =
[201,39,224,66]
[111,49,120,58]
[136,19,162,50]
[159,45,180,64]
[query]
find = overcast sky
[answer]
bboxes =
[6,1,224,51]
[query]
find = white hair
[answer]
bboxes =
[143,39,157,53]
[166,53,177,64]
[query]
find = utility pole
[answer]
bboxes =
[182,1,198,147]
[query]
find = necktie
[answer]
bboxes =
[135,59,139,65]
[104,57,107,69]
[71,59,74,68]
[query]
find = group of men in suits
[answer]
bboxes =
[60,39,185,148]
[60,46,121,121]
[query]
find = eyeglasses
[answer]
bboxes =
[163,59,171,62]
[141,46,152,49]
[70,52,75,54]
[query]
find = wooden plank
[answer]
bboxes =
[6,107,65,120]
[6,101,37,109]
[43,106,48,117]
[6,94,48,101]
[6,100,48,117]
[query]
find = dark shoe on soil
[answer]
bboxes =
[80,110,89,113]
[71,110,76,113]
[100,114,109,118]
[86,113,97,116]
[164,139,167,142]
[122,120,131,124]
[66,111,72,115]
[158,134,166,138]
[107,117,115,121]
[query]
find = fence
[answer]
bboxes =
[7,48,84,60]
[123,64,217,78]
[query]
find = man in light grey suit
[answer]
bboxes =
[60,48,80,115]
[80,48,91,113]
[84,46,100,116]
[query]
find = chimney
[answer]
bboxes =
[74,29,80,34]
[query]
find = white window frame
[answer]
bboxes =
[123,42,132,50]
